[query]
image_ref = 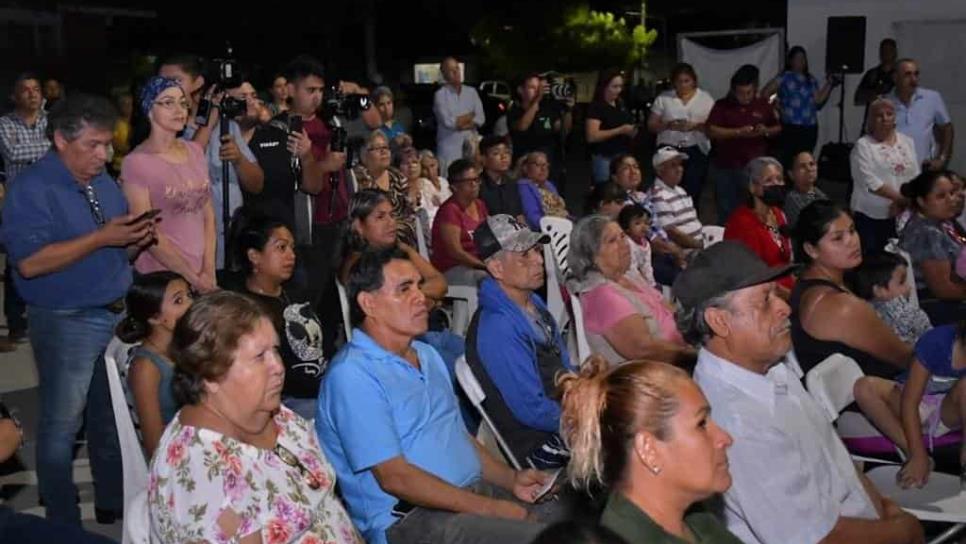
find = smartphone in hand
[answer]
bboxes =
[289,115,303,135]
[534,468,564,502]
[128,209,161,225]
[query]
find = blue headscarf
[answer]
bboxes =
[139,76,182,116]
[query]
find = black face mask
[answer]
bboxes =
[761,185,787,207]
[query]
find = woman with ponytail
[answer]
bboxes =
[558,356,740,543]
[115,271,193,457]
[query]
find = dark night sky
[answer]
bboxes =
[1,0,785,92]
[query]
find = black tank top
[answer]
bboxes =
[790,278,900,380]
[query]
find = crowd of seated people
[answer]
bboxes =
[3,38,965,544]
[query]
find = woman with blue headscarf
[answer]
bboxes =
[121,76,217,292]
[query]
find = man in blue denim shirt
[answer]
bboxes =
[1,94,156,525]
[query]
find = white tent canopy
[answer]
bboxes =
[678,29,784,102]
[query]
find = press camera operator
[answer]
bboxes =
[507,73,574,165]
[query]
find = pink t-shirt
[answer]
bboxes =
[430,197,489,272]
[121,141,211,275]
[582,279,683,344]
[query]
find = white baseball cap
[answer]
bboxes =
[652,146,689,169]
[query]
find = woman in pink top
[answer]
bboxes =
[567,215,695,367]
[430,158,490,286]
[121,76,216,292]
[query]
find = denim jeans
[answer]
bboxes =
[0,506,115,543]
[710,164,748,225]
[3,261,27,335]
[590,154,612,185]
[28,305,123,525]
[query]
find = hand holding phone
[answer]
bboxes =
[534,468,564,502]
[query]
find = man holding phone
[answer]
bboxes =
[1,94,156,525]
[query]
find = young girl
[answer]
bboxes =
[617,204,656,287]
[115,271,193,457]
[898,321,966,488]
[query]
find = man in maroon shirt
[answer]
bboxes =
[707,64,781,224]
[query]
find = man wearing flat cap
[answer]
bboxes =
[674,241,923,544]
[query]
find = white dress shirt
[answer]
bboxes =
[694,348,878,544]
[650,88,714,153]
[433,84,485,172]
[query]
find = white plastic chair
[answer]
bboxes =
[415,208,431,260]
[104,337,149,544]
[335,280,352,342]
[866,465,966,544]
[568,295,592,367]
[454,356,522,470]
[805,353,866,423]
[701,225,725,248]
[123,488,151,544]
[885,238,920,309]
[540,216,573,326]
[446,285,478,336]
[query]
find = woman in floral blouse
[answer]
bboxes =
[148,291,360,544]
[348,131,417,246]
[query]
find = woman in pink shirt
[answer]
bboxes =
[567,215,695,367]
[121,76,216,292]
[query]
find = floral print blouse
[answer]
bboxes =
[149,406,361,544]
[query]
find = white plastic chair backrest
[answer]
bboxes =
[569,295,592,366]
[542,242,566,328]
[702,225,725,248]
[415,208,431,260]
[104,337,149,544]
[885,238,919,309]
[805,353,865,422]
[335,280,353,342]
[540,216,573,278]
[453,356,522,470]
[123,488,150,544]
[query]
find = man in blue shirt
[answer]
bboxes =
[1,94,156,525]
[889,58,954,171]
[466,215,573,470]
[316,247,556,544]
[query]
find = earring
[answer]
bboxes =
[648,465,662,476]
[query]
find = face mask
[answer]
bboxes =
[761,185,786,207]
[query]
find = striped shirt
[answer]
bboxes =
[0,111,49,182]
[650,178,703,239]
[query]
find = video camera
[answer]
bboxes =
[540,72,577,103]
[194,44,249,126]
[323,83,371,153]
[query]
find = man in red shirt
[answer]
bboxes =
[707,65,781,224]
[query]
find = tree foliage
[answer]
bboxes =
[471,2,658,75]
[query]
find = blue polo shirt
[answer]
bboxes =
[889,87,951,164]
[315,329,481,544]
[1,151,132,308]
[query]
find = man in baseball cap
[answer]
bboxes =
[650,145,704,250]
[467,214,574,469]
[674,241,922,544]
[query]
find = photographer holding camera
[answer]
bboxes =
[507,73,574,181]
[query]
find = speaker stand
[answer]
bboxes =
[836,72,846,144]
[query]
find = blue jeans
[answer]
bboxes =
[0,506,115,543]
[590,154,612,185]
[710,164,747,225]
[28,306,123,524]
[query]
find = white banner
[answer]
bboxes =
[680,33,783,101]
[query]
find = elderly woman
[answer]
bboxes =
[783,151,828,228]
[372,86,408,148]
[791,200,913,378]
[517,151,568,230]
[568,215,694,367]
[350,130,417,246]
[723,156,794,291]
[121,76,216,293]
[431,158,490,286]
[899,171,966,324]
[647,63,714,201]
[559,355,740,543]
[148,291,361,543]
[850,97,919,254]
[417,149,451,230]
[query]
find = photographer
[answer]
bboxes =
[507,73,573,176]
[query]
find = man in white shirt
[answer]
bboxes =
[649,146,704,250]
[673,242,924,544]
[434,56,485,173]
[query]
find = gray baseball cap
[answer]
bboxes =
[474,214,550,260]
[672,241,796,310]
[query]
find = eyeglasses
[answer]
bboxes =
[274,442,322,490]
[82,185,105,226]
[367,145,391,153]
[154,98,191,110]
